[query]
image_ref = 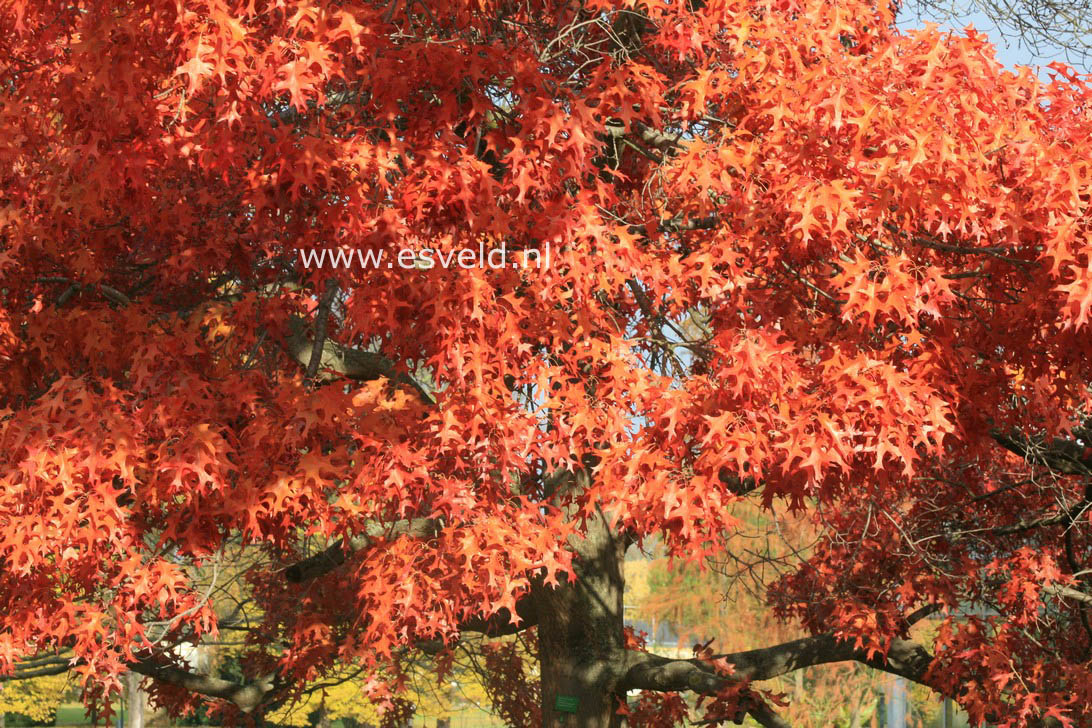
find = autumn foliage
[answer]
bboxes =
[1,0,1092,725]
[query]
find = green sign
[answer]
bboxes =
[554,695,580,713]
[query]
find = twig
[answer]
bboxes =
[306,279,339,381]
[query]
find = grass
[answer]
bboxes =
[54,704,94,726]
[49,702,508,727]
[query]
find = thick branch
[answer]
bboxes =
[284,519,540,635]
[457,600,541,636]
[619,632,1064,728]
[991,428,1092,476]
[0,653,77,682]
[1045,583,1092,605]
[285,315,435,404]
[4,654,275,714]
[634,121,683,151]
[717,469,758,496]
[619,634,934,693]
[129,659,275,714]
[3,663,72,680]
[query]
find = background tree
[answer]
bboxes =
[632,510,887,728]
[1,0,1091,727]
[0,673,69,727]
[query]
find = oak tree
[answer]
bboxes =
[1,0,1091,726]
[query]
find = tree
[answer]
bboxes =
[1,0,1091,726]
[0,673,69,727]
[262,638,504,727]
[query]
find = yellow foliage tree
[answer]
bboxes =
[266,651,499,728]
[266,672,382,727]
[0,673,70,722]
[266,659,497,728]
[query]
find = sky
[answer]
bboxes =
[896,1,1092,75]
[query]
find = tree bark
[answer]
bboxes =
[537,508,627,728]
[126,671,144,728]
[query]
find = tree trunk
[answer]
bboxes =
[537,508,627,728]
[125,672,144,728]
[317,699,332,728]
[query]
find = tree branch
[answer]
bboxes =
[283,519,541,636]
[657,213,721,234]
[456,600,540,636]
[619,634,934,693]
[285,315,435,404]
[1045,583,1092,605]
[129,659,275,714]
[619,630,1065,728]
[748,701,792,728]
[305,279,339,381]
[3,662,73,681]
[634,121,683,151]
[990,428,1092,476]
[717,469,758,496]
[283,518,440,582]
[6,653,277,715]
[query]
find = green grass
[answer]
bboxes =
[54,704,92,726]
[49,702,508,728]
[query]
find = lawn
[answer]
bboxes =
[49,703,507,727]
